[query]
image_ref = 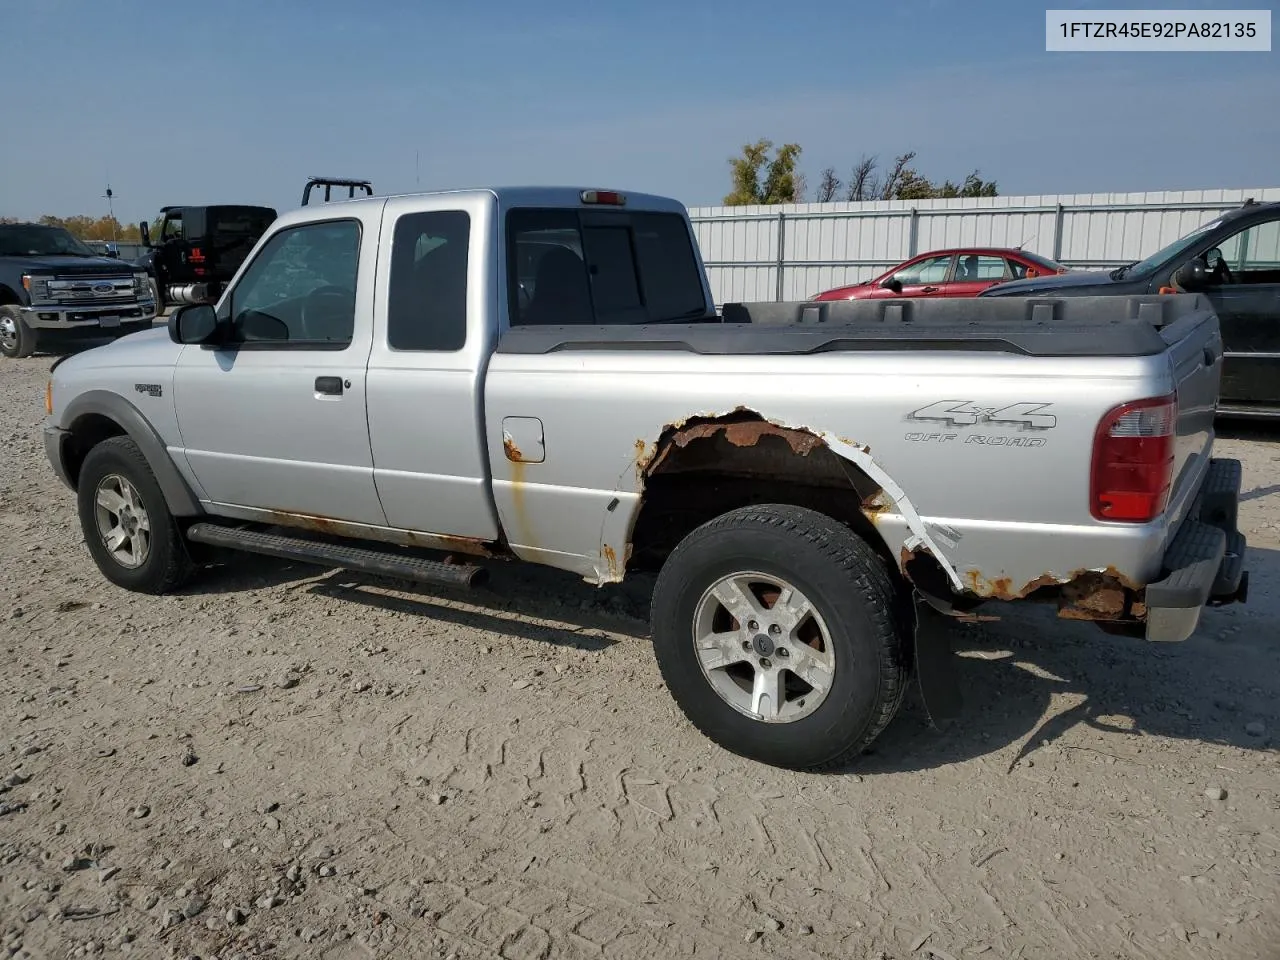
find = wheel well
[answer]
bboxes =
[628,413,899,577]
[62,414,128,488]
[0,285,20,306]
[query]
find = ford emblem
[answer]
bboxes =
[92,282,114,294]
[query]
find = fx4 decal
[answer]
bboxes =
[907,401,1057,431]
[134,383,163,398]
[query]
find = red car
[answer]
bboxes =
[809,247,1068,301]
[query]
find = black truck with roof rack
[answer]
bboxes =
[134,178,374,313]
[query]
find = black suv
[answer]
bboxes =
[0,222,156,359]
[982,199,1280,418]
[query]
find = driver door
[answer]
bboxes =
[1197,215,1280,410]
[871,253,955,298]
[172,208,388,526]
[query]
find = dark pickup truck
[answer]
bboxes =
[1,222,156,359]
[982,199,1280,418]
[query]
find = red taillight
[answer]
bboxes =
[1090,395,1177,522]
[580,190,626,206]
[189,247,206,263]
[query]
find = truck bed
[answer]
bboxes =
[496,294,1213,358]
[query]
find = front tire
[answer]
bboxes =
[650,504,909,771]
[0,305,36,359]
[76,437,197,594]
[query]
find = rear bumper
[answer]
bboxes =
[1144,458,1248,642]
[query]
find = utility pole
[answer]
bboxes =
[103,181,118,242]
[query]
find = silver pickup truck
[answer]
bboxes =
[42,186,1249,770]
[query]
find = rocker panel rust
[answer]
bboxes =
[242,507,505,559]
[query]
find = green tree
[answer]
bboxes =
[35,214,141,242]
[724,139,806,205]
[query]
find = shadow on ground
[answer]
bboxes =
[181,536,1280,775]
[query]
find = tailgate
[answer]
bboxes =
[1161,295,1224,529]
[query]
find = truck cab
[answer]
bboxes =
[136,204,277,311]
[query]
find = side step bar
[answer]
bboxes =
[186,523,487,588]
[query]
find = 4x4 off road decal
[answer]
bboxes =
[907,401,1057,431]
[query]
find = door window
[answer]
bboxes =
[160,214,183,242]
[1238,218,1280,272]
[387,210,470,352]
[1199,216,1280,284]
[953,255,1009,281]
[891,254,952,285]
[228,219,361,346]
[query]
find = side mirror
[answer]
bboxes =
[168,303,219,345]
[1173,258,1208,292]
[104,243,120,259]
[880,277,903,293]
[139,222,151,247]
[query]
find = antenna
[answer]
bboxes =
[416,151,420,187]
[1013,229,1037,251]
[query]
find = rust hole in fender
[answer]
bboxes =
[639,409,830,478]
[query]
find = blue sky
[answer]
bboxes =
[2,0,1276,222]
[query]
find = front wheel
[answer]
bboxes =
[148,277,164,315]
[0,305,36,359]
[650,504,910,771]
[76,436,197,594]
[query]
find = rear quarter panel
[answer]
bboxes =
[483,345,1191,595]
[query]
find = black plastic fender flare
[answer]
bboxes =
[58,389,205,518]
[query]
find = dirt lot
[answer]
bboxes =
[2,350,1279,960]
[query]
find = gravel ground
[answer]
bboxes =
[2,348,1279,960]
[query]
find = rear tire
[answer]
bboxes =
[0,305,36,359]
[650,504,909,771]
[76,437,197,594]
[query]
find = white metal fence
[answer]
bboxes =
[687,187,1280,304]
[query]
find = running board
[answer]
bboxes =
[185,522,487,588]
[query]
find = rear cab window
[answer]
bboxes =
[506,208,706,326]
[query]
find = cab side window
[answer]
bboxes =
[160,214,183,242]
[386,211,470,351]
[229,219,360,347]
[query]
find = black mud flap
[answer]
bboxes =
[913,592,962,726]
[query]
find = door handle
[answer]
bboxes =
[922,285,940,293]
[315,376,344,396]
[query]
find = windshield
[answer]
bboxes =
[1118,216,1225,278]
[0,224,97,257]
